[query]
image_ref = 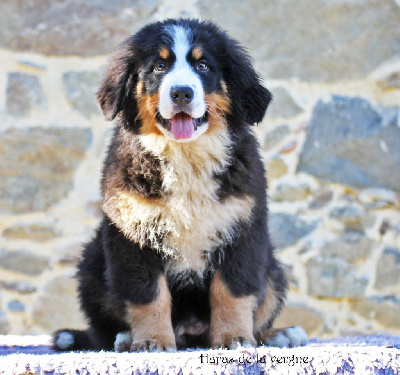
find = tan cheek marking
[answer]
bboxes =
[137,93,163,136]
[205,92,231,135]
[126,275,176,350]
[253,281,280,333]
[192,46,203,60]
[160,47,169,60]
[210,272,256,348]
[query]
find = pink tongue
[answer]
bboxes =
[170,113,194,139]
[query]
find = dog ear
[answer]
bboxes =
[97,40,138,121]
[223,39,272,124]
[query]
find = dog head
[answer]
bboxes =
[97,19,272,141]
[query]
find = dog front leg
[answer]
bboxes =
[210,271,257,349]
[126,275,176,352]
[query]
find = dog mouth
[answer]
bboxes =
[156,111,208,139]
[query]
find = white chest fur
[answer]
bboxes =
[103,128,254,277]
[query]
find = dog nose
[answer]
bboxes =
[170,86,194,106]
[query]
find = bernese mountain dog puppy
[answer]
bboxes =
[53,18,307,352]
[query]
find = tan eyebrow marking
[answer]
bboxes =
[192,46,203,60]
[159,47,169,60]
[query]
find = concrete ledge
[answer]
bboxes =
[0,335,399,374]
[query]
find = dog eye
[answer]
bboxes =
[154,61,167,72]
[196,61,209,72]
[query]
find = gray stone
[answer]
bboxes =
[198,0,400,81]
[274,304,324,336]
[0,0,159,56]
[375,247,400,289]
[0,281,37,294]
[263,124,290,151]
[269,213,318,249]
[309,188,333,209]
[350,297,400,328]
[2,223,59,242]
[6,72,46,116]
[321,232,376,263]
[265,158,288,184]
[267,88,303,118]
[273,183,311,202]
[63,71,102,118]
[7,300,25,312]
[329,206,376,232]
[0,127,91,213]
[0,311,9,334]
[32,277,87,331]
[0,249,49,276]
[298,96,400,190]
[306,256,368,298]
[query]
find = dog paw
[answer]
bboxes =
[259,326,308,348]
[229,337,255,350]
[213,335,256,350]
[114,331,133,352]
[53,330,75,351]
[131,339,176,353]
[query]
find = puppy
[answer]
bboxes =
[53,18,307,352]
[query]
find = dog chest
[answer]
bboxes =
[102,131,255,274]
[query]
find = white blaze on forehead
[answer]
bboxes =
[158,25,206,122]
[171,25,192,68]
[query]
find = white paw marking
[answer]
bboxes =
[55,331,74,350]
[265,332,291,348]
[285,326,308,347]
[265,326,308,348]
[114,331,132,352]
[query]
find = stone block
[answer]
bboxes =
[0,250,49,276]
[329,206,376,232]
[0,281,37,294]
[263,124,290,151]
[0,0,159,56]
[6,72,46,116]
[269,213,318,249]
[274,304,324,336]
[309,188,333,209]
[266,158,288,183]
[306,256,368,298]
[320,233,376,263]
[32,277,87,331]
[7,300,25,313]
[273,183,311,202]
[198,0,400,81]
[267,88,302,118]
[2,223,58,242]
[375,247,400,289]
[0,127,91,213]
[350,297,400,328]
[0,311,9,335]
[298,96,400,190]
[63,70,102,118]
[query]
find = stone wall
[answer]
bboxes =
[0,0,399,338]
